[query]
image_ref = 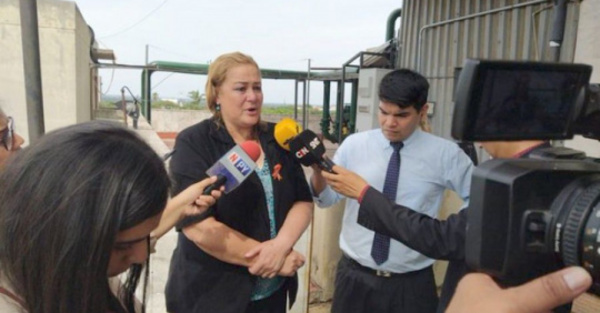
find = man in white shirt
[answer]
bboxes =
[311,69,474,313]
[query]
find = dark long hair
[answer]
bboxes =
[0,121,170,313]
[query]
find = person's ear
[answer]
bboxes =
[419,103,429,117]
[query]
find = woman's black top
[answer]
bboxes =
[165,118,312,313]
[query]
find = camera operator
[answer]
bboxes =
[319,139,551,313]
[446,266,591,313]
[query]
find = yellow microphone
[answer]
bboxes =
[274,118,302,151]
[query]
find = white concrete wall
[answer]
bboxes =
[150,109,213,132]
[309,201,345,301]
[565,0,600,158]
[0,0,92,142]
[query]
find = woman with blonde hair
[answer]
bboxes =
[165,52,313,313]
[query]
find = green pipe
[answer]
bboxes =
[386,8,402,41]
[348,80,358,134]
[141,69,150,122]
[139,60,360,124]
[332,81,342,143]
[320,81,337,143]
[146,60,351,80]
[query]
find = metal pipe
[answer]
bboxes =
[120,87,128,125]
[320,81,337,143]
[549,0,568,62]
[294,80,299,121]
[386,8,403,41]
[310,67,341,70]
[416,0,548,71]
[349,80,358,134]
[334,80,343,143]
[128,59,360,126]
[338,51,363,142]
[141,69,152,123]
[302,80,307,130]
[145,45,150,122]
[92,62,158,70]
[19,0,45,142]
[339,72,345,143]
[304,59,311,130]
[121,86,140,129]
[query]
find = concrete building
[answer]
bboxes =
[0,0,99,141]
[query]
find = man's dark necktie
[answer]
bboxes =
[371,141,403,265]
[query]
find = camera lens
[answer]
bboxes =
[581,201,600,278]
[552,175,600,281]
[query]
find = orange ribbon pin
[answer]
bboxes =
[272,164,282,181]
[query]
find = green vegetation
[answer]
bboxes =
[99,91,321,115]
[99,100,115,109]
[150,100,206,110]
[262,105,321,115]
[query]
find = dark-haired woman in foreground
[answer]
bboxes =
[0,121,220,313]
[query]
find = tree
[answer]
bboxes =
[187,90,206,109]
[188,90,201,103]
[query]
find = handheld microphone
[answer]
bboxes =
[274,117,302,151]
[273,119,335,173]
[203,141,261,195]
[177,141,260,230]
[289,130,336,173]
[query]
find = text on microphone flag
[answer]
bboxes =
[233,158,252,176]
[309,137,320,149]
[226,151,253,176]
[295,147,310,159]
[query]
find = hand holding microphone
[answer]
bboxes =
[150,176,225,248]
[289,130,335,173]
[274,118,335,173]
[320,165,369,200]
[177,141,261,229]
[203,140,262,195]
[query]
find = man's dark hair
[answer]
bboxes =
[379,69,429,111]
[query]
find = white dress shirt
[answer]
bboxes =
[314,128,474,273]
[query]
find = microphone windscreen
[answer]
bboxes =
[239,141,261,162]
[274,118,301,151]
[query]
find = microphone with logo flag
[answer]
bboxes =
[274,118,335,173]
[177,140,261,229]
[202,140,261,195]
[289,130,336,173]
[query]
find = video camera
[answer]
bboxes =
[452,59,600,292]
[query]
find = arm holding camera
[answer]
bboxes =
[447,267,591,313]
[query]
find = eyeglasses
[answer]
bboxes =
[1,117,14,150]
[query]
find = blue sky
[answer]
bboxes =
[75,0,403,104]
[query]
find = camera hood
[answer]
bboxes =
[452,59,594,141]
